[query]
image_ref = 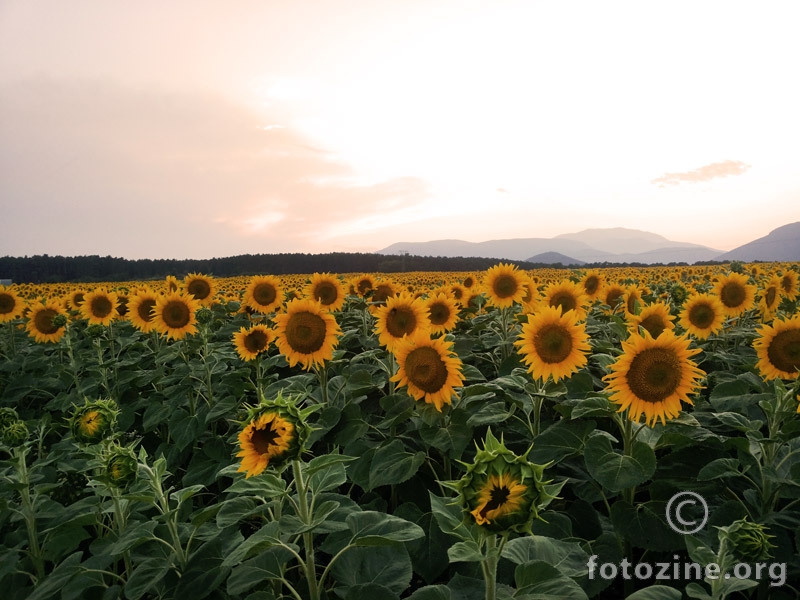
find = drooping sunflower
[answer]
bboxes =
[0,286,23,322]
[753,315,800,381]
[425,292,460,335]
[183,273,216,307]
[539,279,588,321]
[236,412,296,478]
[515,305,590,382]
[580,270,605,301]
[127,287,159,333]
[483,263,526,308]
[244,275,283,314]
[373,292,431,351]
[779,270,799,300]
[232,324,275,361]
[604,330,705,426]
[679,293,726,340]
[628,301,675,339]
[273,298,341,369]
[391,329,465,412]
[758,275,783,321]
[304,273,346,312]
[79,288,119,326]
[26,300,67,343]
[713,272,756,318]
[151,293,200,341]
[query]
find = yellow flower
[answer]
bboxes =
[373,292,431,352]
[470,471,529,527]
[79,288,119,326]
[0,286,23,322]
[273,298,341,370]
[679,293,726,340]
[713,272,756,317]
[26,300,67,343]
[127,287,159,333]
[628,301,675,339]
[232,324,274,361]
[236,412,295,478]
[539,279,589,321]
[753,315,800,381]
[151,293,200,341]
[183,273,216,307]
[515,305,590,383]
[244,275,283,313]
[483,263,526,308]
[425,292,460,335]
[304,273,347,312]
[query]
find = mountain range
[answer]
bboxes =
[377,223,800,265]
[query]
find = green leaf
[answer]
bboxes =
[368,440,425,490]
[514,561,589,599]
[395,502,451,584]
[408,585,452,600]
[465,401,510,426]
[697,458,740,481]
[447,540,483,563]
[105,521,158,556]
[528,419,596,465]
[26,552,83,600]
[331,545,413,596]
[501,536,589,578]
[225,473,286,496]
[429,493,476,542]
[226,546,295,595]
[347,510,425,546]
[610,501,683,552]
[124,557,171,600]
[221,522,285,567]
[626,586,683,600]
[344,583,402,600]
[584,435,656,492]
[170,483,205,505]
[309,460,348,493]
[685,582,712,599]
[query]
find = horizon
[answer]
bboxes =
[2,1,799,260]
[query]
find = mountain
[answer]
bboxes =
[526,252,585,266]
[378,228,724,265]
[715,222,800,262]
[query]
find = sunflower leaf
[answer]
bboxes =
[584,435,656,492]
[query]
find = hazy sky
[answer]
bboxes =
[1,1,798,259]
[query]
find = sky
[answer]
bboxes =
[1,0,799,260]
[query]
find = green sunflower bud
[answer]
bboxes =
[2,420,29,447]
[445,428,558,534]
[196,307,213,324]
[718,518,775,563]
[0,407,19,430]
[86,323,106,338]
[52,313,68,328]
[68,398,118,445]
[103,445,138,489]
[235,391,316,478]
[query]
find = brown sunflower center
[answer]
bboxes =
[689,302,715,329]
[766,329,800,375]
[116,297,128,316]
[313,281,339,306]
[479,485,511,518]
[357,279,373,295]
[463,276,475,288]
[584,275,600,295]
[137,299,156,322]
[639,314,667,339]
[90,296,114,318]
[286,311,327,354]
[244,329,269,353]
[187,279,212,301]
[162,300,191,328]
[34,308,59,335]
[533,323,574,364]
[405,346,449,393]
[252,282,278,307]
[605,287,624,307]
[719,282,746,308]
[765,287,777,308]
[428,302,451,326]
[451,286,464,300]
[372,284,395,305]
[386,306,418,338]
[492,274,519,299]
[781,276,794,294]
[626,347,682,403]
[549,291,577,313]
[627,294,640,315]
[72,292,85,307]
[251,420,281,455]
[0,293,15,314]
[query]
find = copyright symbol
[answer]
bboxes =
[666,491,708,535]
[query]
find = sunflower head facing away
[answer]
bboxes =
[232,324,275,361]
[515,305,590,383]
[604,330,706,426]
[68,398,118,445]
[102,444,139,489]
[753,315,800,381]
[235,392,315,478]
[273,298,341,370]
[483,263,527,308]
[445,429,558,534]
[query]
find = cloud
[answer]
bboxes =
[651,160,751,187]
[0,78,429,258]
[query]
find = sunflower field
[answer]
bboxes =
[1,263,799,600]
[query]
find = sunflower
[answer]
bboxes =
[623,285,646,317]
[425,292,460,335]
[304,273,346,312]
[165,275,180,293]
[539,279,588,320]
[67,289,87,311]
[391,329,465,411]
[580,270,605,301]
[629,301,675,339]
[373,292,431,351]
[244,275,283,313]
[483,263,526,308]
[183,273,216,307]
[127,288,159,333]
[758,275,783,321]
[0,286,23,322]
[753,315,800,380]
[26,300,67,343]
[79,288,119,326]
[371,280,397,306]
[600,283,627,311]
[469,471,529,527]
[232,324,275,361]
[151,293,200,341]
[604,330,705,426]
[450,283,466,305]
[236,412,295,478]
[515,305,590,382]
[273,298,341,370]
[713,272,756,318]
[779,270,799,300]
[679,293,726,340]
[462,274,477,289]
[351,274,376,297]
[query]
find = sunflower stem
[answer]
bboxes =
[110,486,132,577]
[292,460,320,600]
[14,446,45,583]
[481,533,499,600]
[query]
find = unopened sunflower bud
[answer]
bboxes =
[235,391,316,478]
[104,445,138,489]
[718,518,775,563]
[445,428,557,534]
[0,407,19,430]
[196,307,213,324]
[86,324,106,338]
[68,398,118,445]
[52,314,68,328]
[2,420,29,447]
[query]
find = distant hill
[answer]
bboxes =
[526,252,585,266]
[379,228,724,264]
[715,222,800,262]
